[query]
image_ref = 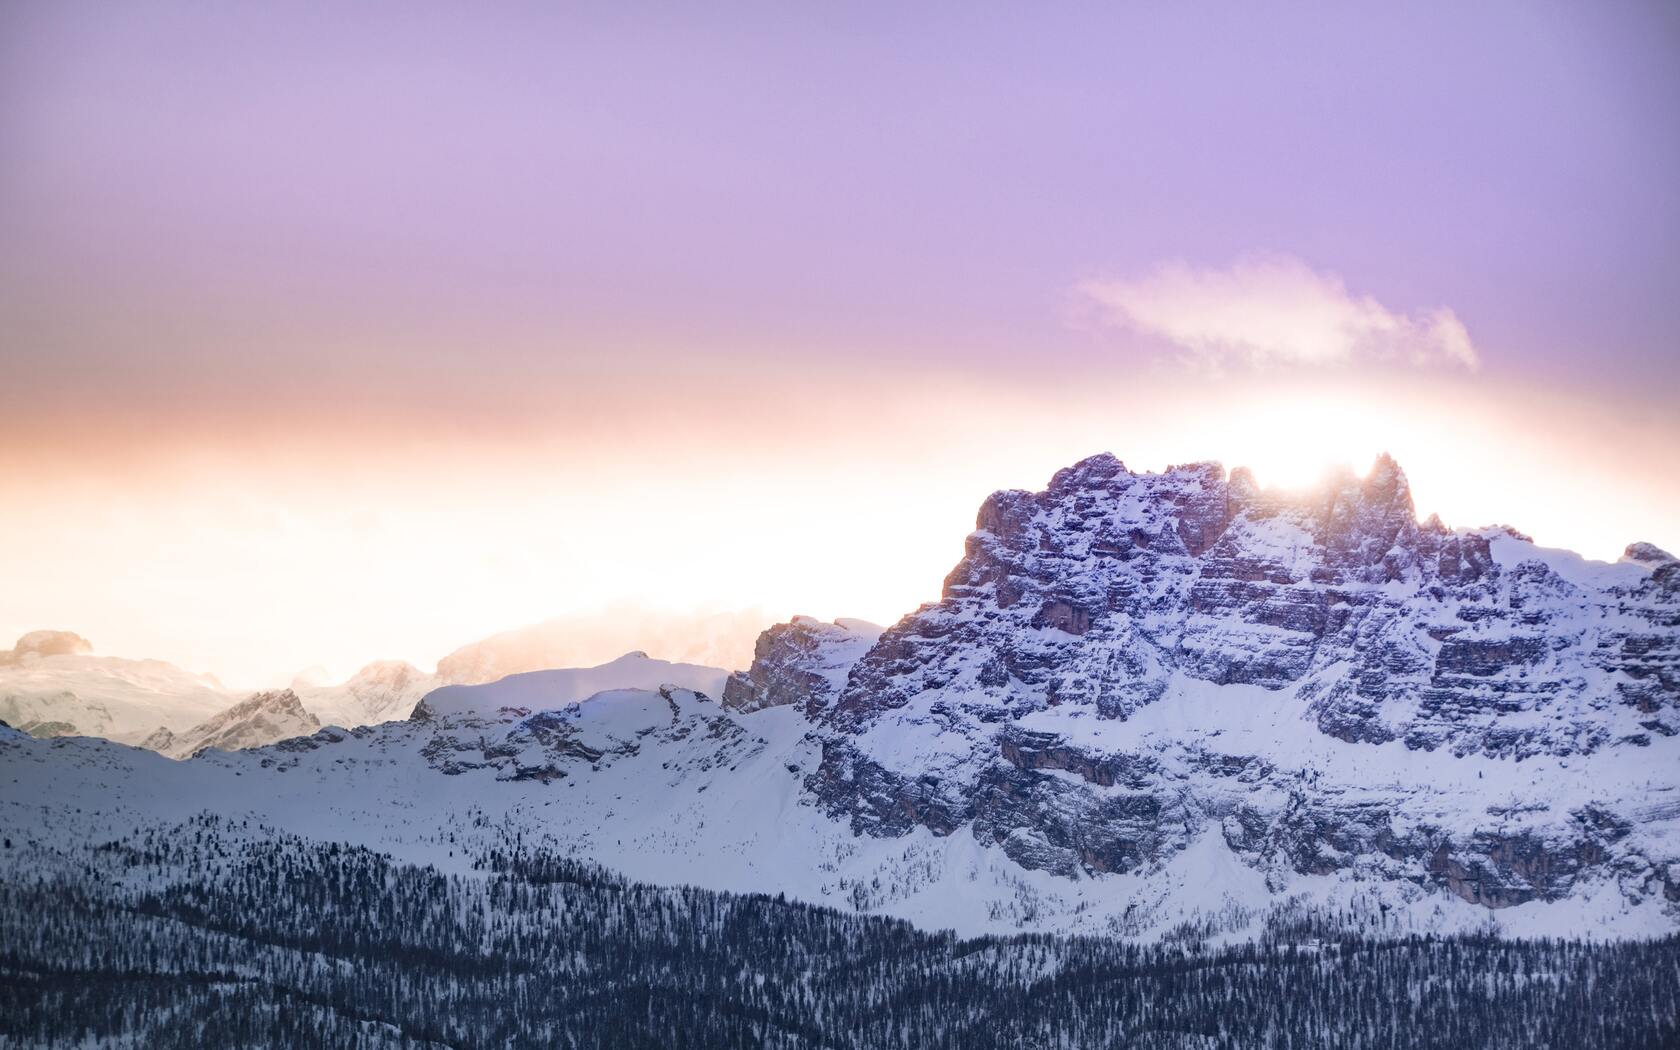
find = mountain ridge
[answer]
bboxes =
[1,451,1675,943]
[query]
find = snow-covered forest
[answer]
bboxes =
[1,818,1674,1049]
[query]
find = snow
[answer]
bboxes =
[4,676,1673,943]
[1487,531,1651,592]
[420,652,731,718]
[0,653,235,741]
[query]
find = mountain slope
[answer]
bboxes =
[6,826,1674,1049]
[0,636,234,742]
[1,451,1675,942]
[150,689,322,759]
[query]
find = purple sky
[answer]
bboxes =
[5,2,1677,397]
[1,2,1677,681]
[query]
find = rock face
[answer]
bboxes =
[415,686,757,783]
[801,454,1679,911]
[722,617,882,716]
[829,453,1673,754]
[157,690,321,759]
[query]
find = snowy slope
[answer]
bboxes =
[1,684,1673,941]
[0,643,235,743]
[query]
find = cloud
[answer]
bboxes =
[1076,255,1480,370]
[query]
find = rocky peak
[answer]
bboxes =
[799,451,1680,910]
[1304,453,1419,577]
[152,689,321,759]
[826,451,1675,755]
[1045,452,1129,497]
[723,618,883,716]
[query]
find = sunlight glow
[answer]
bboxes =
[1,375,1672,685]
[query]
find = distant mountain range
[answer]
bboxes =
[0,609,769,756]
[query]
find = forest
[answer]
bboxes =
[1,817,1675,1049]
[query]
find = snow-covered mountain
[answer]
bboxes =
[141,689,321,759]
[0,632,234,742]
[0,638,436,754]
[722,616,882,715]
[797,454,1680,915]
[1,609,763,754]
[294,659,436,727]
[1,453,1675,942]
[418,652,730,719]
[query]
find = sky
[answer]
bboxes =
[1,1,1677,685]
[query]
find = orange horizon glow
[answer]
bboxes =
[3,367,1674,688]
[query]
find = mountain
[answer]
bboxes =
[293,659,436,727]
[721,616,882,715]
[435,607,768,685]
[1,452,1675,946]
[0,633,234,742]
[798,454,1680,916]
[0,608,750,755]
[147,689,321,759]
[417,652,730,719]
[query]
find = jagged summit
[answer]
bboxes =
[155,689,321,759]
[837,450,1673,745]
[773,449,1680,907]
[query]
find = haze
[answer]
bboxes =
[2,2,1676,684]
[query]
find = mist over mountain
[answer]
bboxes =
[434,607,768,686]
[3,451,1676,1046]
[0,607,770,757]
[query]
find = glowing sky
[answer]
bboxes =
[2,2,1677,685]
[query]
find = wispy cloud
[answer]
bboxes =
[1076,255,1479,370]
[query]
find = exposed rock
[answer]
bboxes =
[1625,542,1677,566]
[416,686,757,783]
[794,452,1680,908]
[152,689,321,759]
[139,726,177,752]
[722,617,882,716]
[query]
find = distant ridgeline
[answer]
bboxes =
[0,818,1674,1050]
